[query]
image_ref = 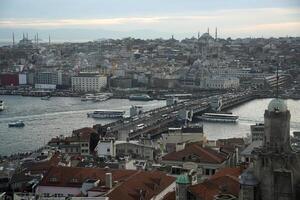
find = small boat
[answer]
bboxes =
[81,94,96,101]
[93,94,110,102]
[87,110,125,119]
[41,96,51,100]
[0,100,4,111]
[8,120,25,127]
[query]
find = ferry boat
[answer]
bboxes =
[87,110,125,119]
[129,94,153,101]
[93,94,110,102]
[199,113,239,123]
[81,94,96,101]
[0,100,4,111]
[81,94,111,102]
[8,120,25,127]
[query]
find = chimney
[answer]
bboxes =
[105,173,112,189]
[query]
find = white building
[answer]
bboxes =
[96,139,114,158]
[205,76,239,89]
[18,73,27,85]
[72,73,107,93]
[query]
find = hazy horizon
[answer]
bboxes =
[1,0,300,41]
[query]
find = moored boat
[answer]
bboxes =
[0,100,4,111]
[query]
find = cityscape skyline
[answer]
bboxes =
[0,0,300,41]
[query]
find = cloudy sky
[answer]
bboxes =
[0,0,300,41]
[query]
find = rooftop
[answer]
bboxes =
[162,143,228,164]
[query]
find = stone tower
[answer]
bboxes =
[253,98,300,200]
[175,174,190,200]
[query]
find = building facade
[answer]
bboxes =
[72,73,107,93]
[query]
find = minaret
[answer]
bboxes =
[12,32,15,46]
[215,27,218,40]
[49,35,51,45]
[26,33,28,39]
[207,27,209,35]
[37,33,39,45]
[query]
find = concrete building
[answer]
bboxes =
[72,73,107,93]
[161,126,206,153]
[115,141,155,160]
[18,73,27,85]
[250,123,264,142]
[205,76,239,89]
[96,139,114,158]
[35,72,58,85]
[48,128,98,156]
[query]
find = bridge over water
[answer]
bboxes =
[99,91,256,140]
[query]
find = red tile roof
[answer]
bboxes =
[188,167,243,200]
[39,166,137,188]
[73,127,97,137]
[162,143,228,164]
[107,171,176,200]
[162,191,176,200]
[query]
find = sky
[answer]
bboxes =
[0,0,300,41]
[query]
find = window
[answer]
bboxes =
[44,193,50,197]
[70,178,79,183]
[205,169,210,175]
[211,169,216,175]
[49,177,58,182]
[107,148,110,152]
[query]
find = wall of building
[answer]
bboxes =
[72,76,107,92]
[36,186,80,197]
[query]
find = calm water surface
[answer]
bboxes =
[0,96,299,155]
[0,95,165,156]
[203,98,300,140]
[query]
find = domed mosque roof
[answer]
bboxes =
[176,174,190,184]
[200,32,214,40]
[267,98,287,112]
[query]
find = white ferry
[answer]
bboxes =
[87,110,125,119]
[81,94,111,102]
[0,100,4,111]
[200,113,239,123]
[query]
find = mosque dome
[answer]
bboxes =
[267,98,287,112]
[176,174,190,184]
[200,33,214,41]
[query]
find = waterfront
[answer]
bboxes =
[0,95,166,156]
[0,96,299,156]
[205,98,300,140]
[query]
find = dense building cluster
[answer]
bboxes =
[0,34,299,97]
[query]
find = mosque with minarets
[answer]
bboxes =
[239,97,300,200]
